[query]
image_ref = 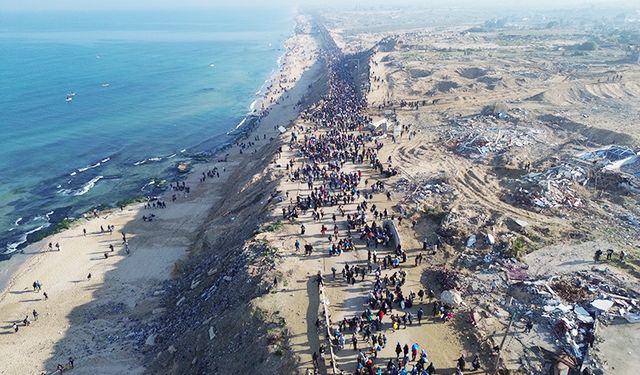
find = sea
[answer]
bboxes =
[0,8,294,259]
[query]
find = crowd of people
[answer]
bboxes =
[284,53,482,375]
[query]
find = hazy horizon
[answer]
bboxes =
[1,0,638,12]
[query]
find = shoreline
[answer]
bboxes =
[0,14,323,374]
[0,15,307,265]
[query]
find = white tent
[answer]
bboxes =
[440,290,463,306]
[370,119,388,132]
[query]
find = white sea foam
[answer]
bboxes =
[14,217,23,226]
[134,159,147,166]
[235,117,247,129]
[141,180,156,191]
[6,224,50,252]
[249,99,259,111]
[78,161,101,172]
[74,176,103,196]
[59,176,103,196]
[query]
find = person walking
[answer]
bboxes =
[457,354,466,371]
[427,362,436,374]
[471,354,480,371]
[525,320,533,333]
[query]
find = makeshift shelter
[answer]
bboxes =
[370,119,388,133]
[440,290,463,306]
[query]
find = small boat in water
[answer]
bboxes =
[101,83,110,87]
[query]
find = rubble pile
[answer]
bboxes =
[550,279,589,303]
[442,114,542,159]
[458,254,639,374]
[435,268,461,290]
[394,173,454,204]
[514,164,587,208]
[578,145,640,190]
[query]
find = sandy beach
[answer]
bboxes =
[0,14,321,375]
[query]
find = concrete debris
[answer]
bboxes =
[435,268,460,290]
[466,234,477,248]
[486,233,495,245]
[145,334,157,346]
[514,219,529,228]
[591,299,614,312]
[394,173,454,204]
[515,164,586,208]
[442,113,543,159]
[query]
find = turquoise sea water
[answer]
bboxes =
[0,8,293,256]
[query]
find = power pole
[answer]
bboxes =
[493,308,517,374]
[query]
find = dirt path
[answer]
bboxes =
[256,121,476,375]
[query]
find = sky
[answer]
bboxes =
[0,0,635,11]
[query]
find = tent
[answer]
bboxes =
[440,290,463,306]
